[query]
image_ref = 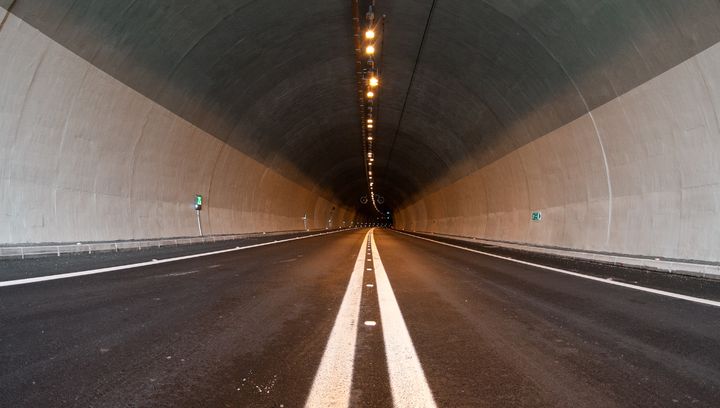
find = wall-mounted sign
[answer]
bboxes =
[194,194,203,210]
[531,211,542,221]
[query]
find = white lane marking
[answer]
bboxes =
[370,231,437,408]
[0,230,349,288]
[305,231,371,408]
[364,320,377,326]
[160,270,200,278]
[397,231,720,309]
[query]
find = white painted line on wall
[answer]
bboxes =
[397,231,720,308]
[370,231,437,408]
[0,230,349,288]
[514,20,614,244]
[304,230,371,408]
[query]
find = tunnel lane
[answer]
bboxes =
[0,229,348,287]
[374,229,720,407]
[1,228,719,407]
[0,229,367,407]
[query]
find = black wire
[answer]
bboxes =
[0,0,18,32]
[382,0,438,178]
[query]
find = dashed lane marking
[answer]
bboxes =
[306,229,436,407]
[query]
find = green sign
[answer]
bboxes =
[195,195,203,206]
[531,211,542,221]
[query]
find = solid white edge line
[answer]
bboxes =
[371,230,437,408]
[0,229,350,288]
[304,230,371,408]
[394,231,720,308]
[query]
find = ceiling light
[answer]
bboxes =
[367,119,373,124]
[365,30,375,39]
[369,77,379,87]
[368,136,373,141]
[365,45,375,55]
[367,124,373,129]
[366,91,374,98]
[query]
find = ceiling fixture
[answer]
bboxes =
[353,1,385,213]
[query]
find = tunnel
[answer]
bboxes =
[2,1,720,406]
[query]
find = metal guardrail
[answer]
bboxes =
[0,230,316,259]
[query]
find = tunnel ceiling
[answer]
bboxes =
[7,0,720,211]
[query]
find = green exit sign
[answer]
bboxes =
[531,211,542,221]
[195,194,203,210]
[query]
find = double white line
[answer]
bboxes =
[305,229,436,407]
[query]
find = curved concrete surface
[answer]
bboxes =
[1,1,720,263]
[395,39,720,263]
[0,10,353,243]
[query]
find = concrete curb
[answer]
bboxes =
[0,229,344,259]
[406,230,720,280]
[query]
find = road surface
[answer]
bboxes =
[1,228,719,407]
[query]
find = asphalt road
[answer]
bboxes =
[1,228,719,407]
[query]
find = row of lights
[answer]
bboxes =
[360,6,381,212]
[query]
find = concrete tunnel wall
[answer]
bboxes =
[395,41,720,263]
[2,0,720,267]
[0,11,354,244]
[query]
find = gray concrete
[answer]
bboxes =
[0,11,354,243]
[3,3,720,406]
[0,229,343,260]
[2,1,720,263]
[395,41,720,262]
